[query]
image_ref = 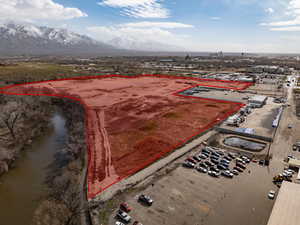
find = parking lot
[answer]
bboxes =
[108,145,284,225]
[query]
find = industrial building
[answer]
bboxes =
[267,182,300,225]
[248,95,268,108]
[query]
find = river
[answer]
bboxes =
[0,113,67,225]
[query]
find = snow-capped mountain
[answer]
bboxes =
[0,23,121,56]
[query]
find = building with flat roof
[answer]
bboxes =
[267,181,300,225]
[248,95,268,108]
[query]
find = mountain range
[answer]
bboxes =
[0,23,124,56]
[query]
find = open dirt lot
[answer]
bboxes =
[0,75,251,199]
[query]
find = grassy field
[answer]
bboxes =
[0,62,78,86]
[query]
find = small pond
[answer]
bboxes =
[223,137,266,151]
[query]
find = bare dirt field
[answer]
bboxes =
[0,75,251,199]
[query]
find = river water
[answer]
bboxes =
[0,113,67,225]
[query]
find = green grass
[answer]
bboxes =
[98,199,119,225]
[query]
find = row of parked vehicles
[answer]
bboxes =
[182,146,251,178]
[115,194,154,224]
[273,168,295,185]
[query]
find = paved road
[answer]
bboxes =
[271,75,300,162]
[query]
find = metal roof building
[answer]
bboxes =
[248,95,268,107]
[288,158,300,168]
[267,182,300,225]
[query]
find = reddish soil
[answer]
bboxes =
[0,75,252,199]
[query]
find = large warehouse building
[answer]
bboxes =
[267,181,300,225]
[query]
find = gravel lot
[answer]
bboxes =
[108,157,282,225]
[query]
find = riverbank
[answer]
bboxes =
[32,99,89,225]
[0,95,53,177]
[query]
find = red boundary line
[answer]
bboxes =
[0,74,252,199]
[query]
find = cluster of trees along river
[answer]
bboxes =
[0,95,88,225]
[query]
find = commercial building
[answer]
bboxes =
[267,181,300,225]
[248,95,268,108]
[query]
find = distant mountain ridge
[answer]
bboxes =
[0,23,123,56]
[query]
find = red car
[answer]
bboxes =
[120,202,132,213]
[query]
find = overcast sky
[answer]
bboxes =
[2,0,300,53]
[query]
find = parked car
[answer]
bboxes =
[202,152,210,158]
[120,202,132,213]
[208,170,219,177]
[211,158,219,164]
[197,166,208,173]
[116,221,125,225]
[202,149,211,155]
[216,150,225,155]
[199,162,208,168]
[224,156,232,161]
[241,156,250,163]
[283,171,292,177]
[205,161,215,167]
[231,169,239,175]
[286,169,295,174]
[228,153,236,159]
[288,124,293,129]
[259,160,265,165]
[287,155,295,159]
[220,159,230,164]
[199,154,208,160]
[133,221,143,225]
[210,154,219,160]
[211,152,220,157]
[236,163,246,169]
[217,164,228,170]
[210,166,220,173]
[193,155,201,162]
[138,194,153,206]
[268,190,276,199]
[293,142,300,151]
[182,161,195,168]
[236,158,246,165]
[221,170,234,178]
[186,157,197,164]
[116,210,131,223]
[233,166,243,172]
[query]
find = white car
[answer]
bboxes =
[283,171,293,177]
[222,170,234,178]
[268,190,276,199]
[197,166,208,173]
[286,169,295,174]
[116,222,125,225]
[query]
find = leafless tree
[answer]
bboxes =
[0,101,23,139]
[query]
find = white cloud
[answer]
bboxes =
[98,0,169,18]
[263,0,300,27]
[123,21,194,29]
[265,7,274,14]
[270,26,300,31]
[0,0,87,22]
[210,17,221,20]
[87,22,192,51]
